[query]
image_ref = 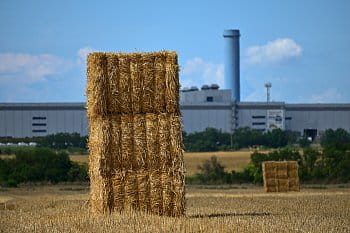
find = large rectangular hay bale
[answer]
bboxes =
[87,51,185,217]
[86,52,180,117]
[262,161,300,192]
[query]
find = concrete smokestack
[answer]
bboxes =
[223,29,240,102]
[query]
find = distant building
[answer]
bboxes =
[0,103,87,138]
[1,93,350,139]
[180,88,350,140]
[1,29,349,139]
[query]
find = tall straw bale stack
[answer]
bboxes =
[262,161,299,192]
[87,51,185,217]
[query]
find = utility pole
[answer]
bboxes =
[265,82,272,102]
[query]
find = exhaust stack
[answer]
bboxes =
[223,29,240,102]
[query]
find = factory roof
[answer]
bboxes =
[1,102,350,111]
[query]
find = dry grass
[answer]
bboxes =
[70,151,252,176]
[0,155,15,159]
[0,185,349,232]
[184,151,252,175]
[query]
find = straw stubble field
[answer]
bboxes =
[70,151,253,176]
[0,185,349,232]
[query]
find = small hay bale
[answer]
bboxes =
[169,114,184,171]
[118,55,133,114]
[141,53,155,113]
[287,162,299,177]
[262,161,300,192]
[89,174,112,214]
[165,52,180,115]
[130,53,143,113]
[88,117,113,177]
[86,53,109,118]
[146,114,160,170]
[173,171,186,217]
[112,171,126,212]
[124,171,139,211]
[110,115,122,172]
[289,178,300,191]
[154,53,167,113]
[107,54,122,114]
[120,115,135,170]
[158,114,171,170]
[150,170,163,215]
[137,170,151,212]
[133,115,148,169]
[277,179,289,192]
[161,171,174,216]
[276,162,288,180]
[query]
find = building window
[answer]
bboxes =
[252,116,265,119]
[32,117,46,120]
[32,123,47,126]
[32,129,47,133]
[206,96,213,102]
[256,128,265,131]
[252,122,265,126]
[285,117,292,120]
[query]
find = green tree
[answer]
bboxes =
[299,148,322,180]
[322,146,350,182]
[183,128,231,152]
[320,128,350,148]
[265,129,289,148]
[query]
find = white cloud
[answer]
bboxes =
[77,46,95,65]
[310,88,343,103]
[245,38,302,65]
[0,47,92,101]
[0,53,72,82]
[181,57,224,88]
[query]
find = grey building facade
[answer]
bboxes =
[1,89,350,138]
[0,103,88,138]
[181,89,350,137]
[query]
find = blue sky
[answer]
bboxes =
[0,0,349,103]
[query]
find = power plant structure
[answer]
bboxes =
[1,29,350,140]
[223,29,240,102]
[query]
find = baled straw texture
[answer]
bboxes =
[88,114,185,215]
[87,51,184,217]
[86,51,180,117]
[262,161,300,192]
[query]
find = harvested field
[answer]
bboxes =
[184,151,252,175]
[0,185,349,232]
[70,150,253,175]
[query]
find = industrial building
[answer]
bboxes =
[1,29,350,139]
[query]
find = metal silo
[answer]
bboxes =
[223,29,240,102]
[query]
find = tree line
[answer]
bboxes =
[0,127,304,153]
[0,132,88,149]
[187,128,350,185]
[0,147,88,187]
[183,127,300,151]
[1,128,349,186]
